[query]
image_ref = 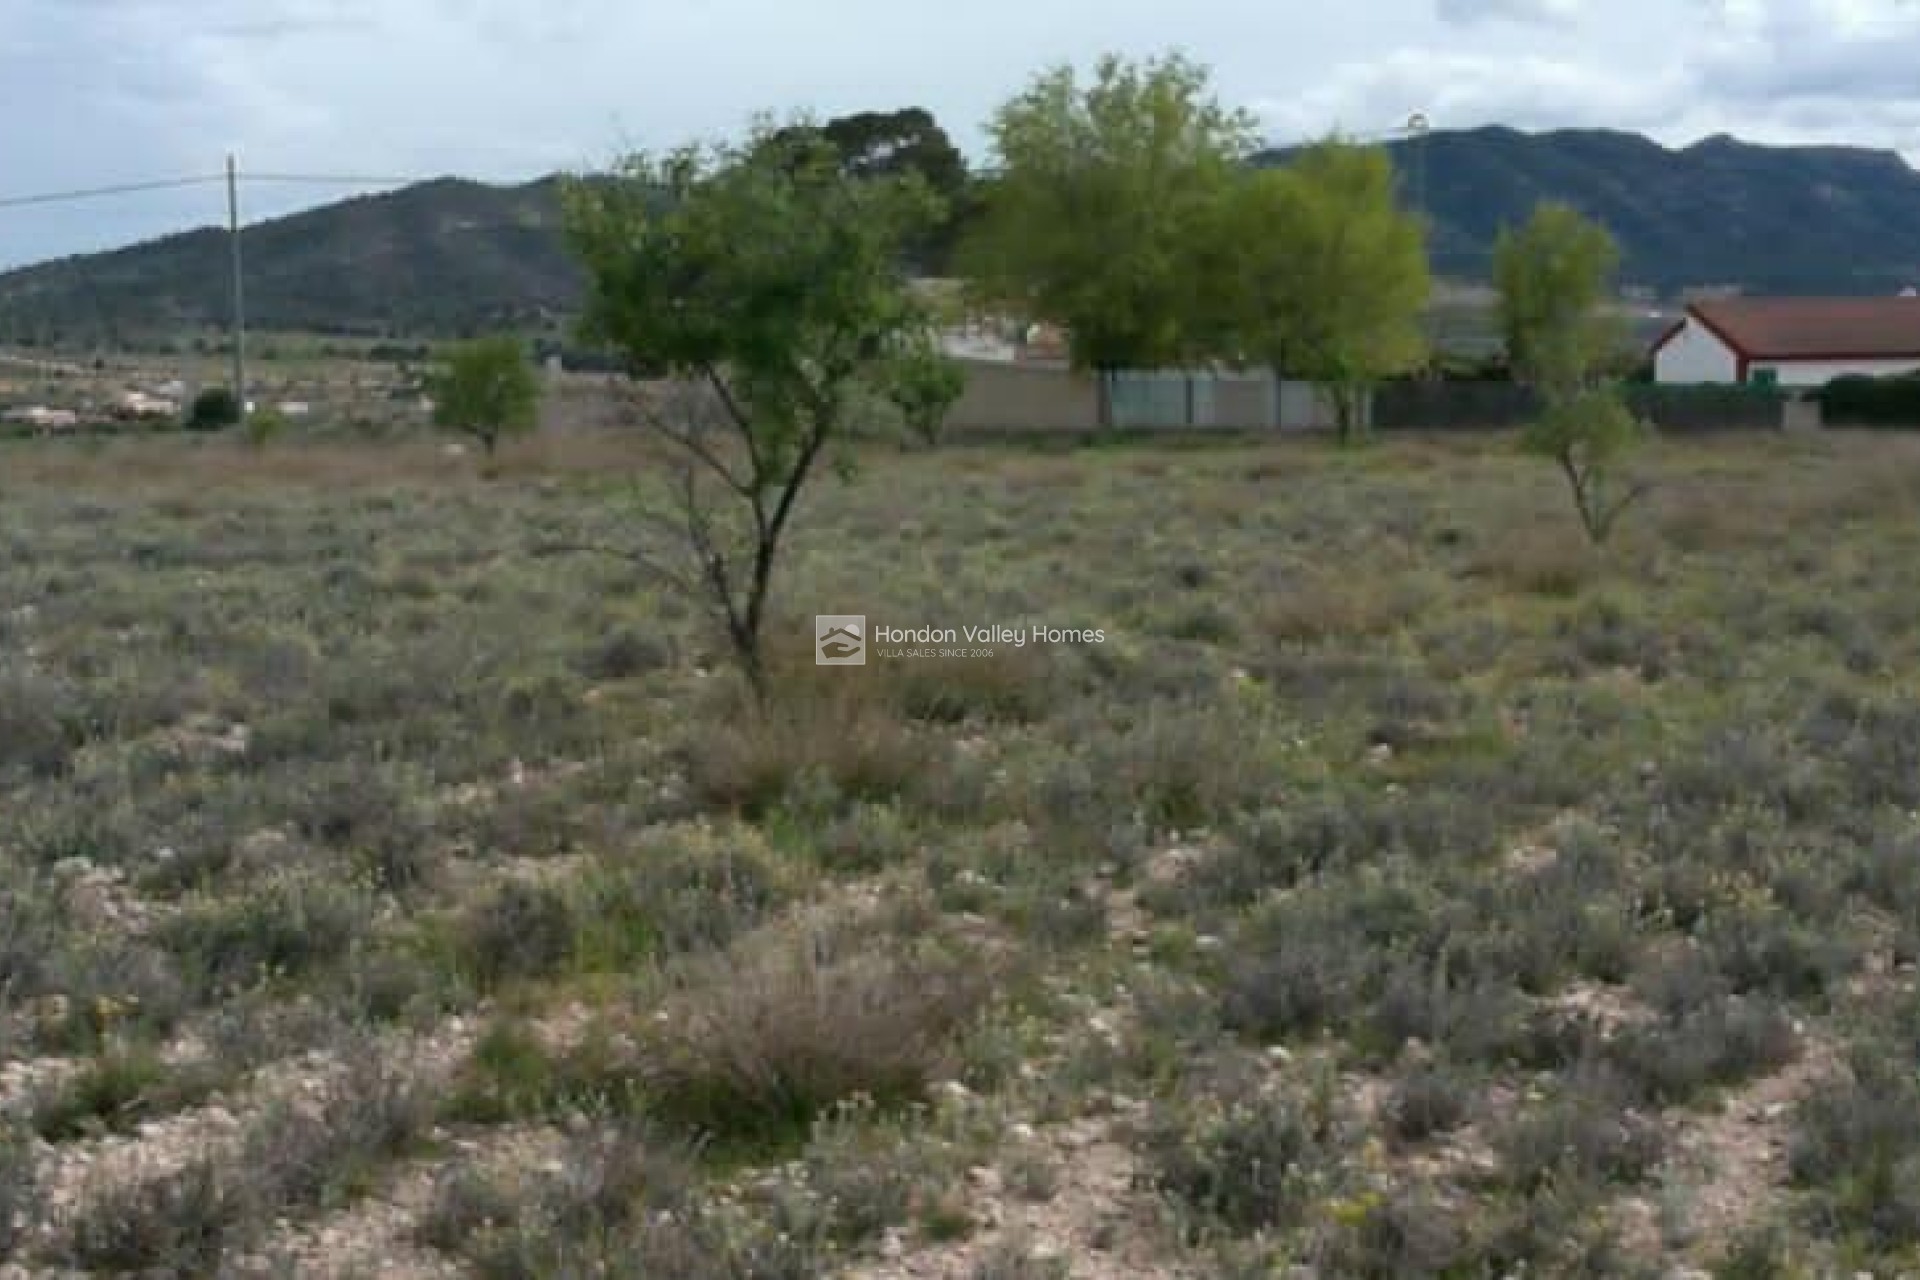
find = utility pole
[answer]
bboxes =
[1406,113,1431,225]
[227,154,247,423]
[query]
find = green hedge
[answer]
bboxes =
[1818,373,1920,426]
[1375,381,1782,432]
[1624,383,1783,431]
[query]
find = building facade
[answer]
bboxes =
[1653,297,1920,387]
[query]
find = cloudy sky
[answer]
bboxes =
[2,0,1918,268]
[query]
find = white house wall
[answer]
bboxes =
[1753,357,1920,387]
[1654,320,1740,384]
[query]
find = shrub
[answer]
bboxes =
[186,386,241,431]
[1081,697,1285,831]
[683,699,937,818]
[969,1238,1071,1280]
[0,665,85,777]
[277,759,434,893]
[1698,898,1858,1001]
[636,926,994,1146]
[814,802,919,874]
[883,649,1056,724]
[0,876,62,1001]
[1258,570,1418,644]
[1467,1180,1646,1278]
[1001,1144,1062,1203]
[1493,1074,1663,1192]
[457,783,592,862]
[32,1046,222,1141]
[578,626,672,680]
[416,1163,522,1257]
[421,1122,829,1280]
[1314,1183,1472,1278]
[1817,371,1920,427]
[1605,996,1799,1106]
[0,1125,31,1258]
[1219,868,1436,1044]
[1157,788,1497,922]
[1139,1054,1348,1237]
[1221,918,1383,1044]
[160,872,374,996]
[1461,857,1641,995]
[444,1019,646,1124]
[1833,698,1920,810]
[455,878,579,991]
[56,1158,246,1273]
[801,1098,962,1247]
[883,340,966,447]
[243,1049,435,1214]
[1789,1049,1920,1250]
[1712,1225,1813,1280]
[245,406,288,447]
[1385,1061,1475,1144]
[1629,944,1732,1018]
[1471,523,1597,597]
[573,825,791,964]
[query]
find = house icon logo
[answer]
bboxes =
[815,615,866,666]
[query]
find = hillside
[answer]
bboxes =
[5,127,1920,344]
[1296,126,1920,296]
[0,177,579,344]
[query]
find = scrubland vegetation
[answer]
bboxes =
[4,427,1920,1276]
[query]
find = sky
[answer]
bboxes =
[2,0,1919,268]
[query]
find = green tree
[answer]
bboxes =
[961,52,1257,425]
[1522,386,1651,545]
[769,108,971,273]
[1493,202,1623,397]
[562,121,944,701]
[429,337,540,457]
[1218,141,1430,443]
[1497,204,1648,544]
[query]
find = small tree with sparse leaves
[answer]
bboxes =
[1497,203,1650,544]
[561,120,945,702]
[1522,385,1652,545]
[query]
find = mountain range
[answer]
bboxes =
[0,178,579,346]
[1349,126,1920,296]
[3,127,1918,345]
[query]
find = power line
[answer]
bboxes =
[0,174,224,211]
[242,172,436,187]
[0,169,482,214]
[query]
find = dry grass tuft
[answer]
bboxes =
[1469,522,1602,597]
[634,922,997,1143]
[683,681,939,817]
[1258,569,1431,644]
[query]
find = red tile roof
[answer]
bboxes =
[1676,297,1920,361]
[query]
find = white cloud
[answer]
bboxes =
[1689,0,1920,102]
[1255,49,1685,143]
[1433,0,1584,26]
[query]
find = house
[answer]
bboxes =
[1652,297,1920,387]
[2,406,80,431]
